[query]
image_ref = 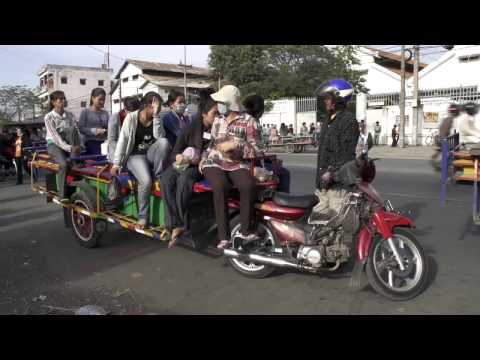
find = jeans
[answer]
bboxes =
[374,134,380,146]
[159,165,202,230]
[126,138,170,220]
[85,140,103,155]
[47,144,69,198]
[203,167,256,241]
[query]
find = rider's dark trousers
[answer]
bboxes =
[202,167,256,241]
[159,165,201,231]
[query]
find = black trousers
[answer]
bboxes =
[203,167,256,241]
[47,144,70,198]
[159,165,202,230]
[14,157,23,184]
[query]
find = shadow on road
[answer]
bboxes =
[0,193,37,204]
[457,216,480,241]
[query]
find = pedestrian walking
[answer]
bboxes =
[14,128,31,185]
[374,121,381,145]
[391,125,399,147]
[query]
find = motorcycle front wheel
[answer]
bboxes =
[365,228,428,301]
[227,216,276,279]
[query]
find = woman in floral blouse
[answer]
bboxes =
[199,85,263,249]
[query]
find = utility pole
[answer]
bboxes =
[184,45,187,101]
[413,45,420,146]
[399,45,406,148]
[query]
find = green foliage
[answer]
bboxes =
[0,85,41,122]
[208,45,368,100]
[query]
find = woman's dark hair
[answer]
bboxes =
[243,95,265,119]
[48,90,66,112]
[140,92,163,110]
[166,90,185,107]
[123,96,141,112]
[89,87,107,106]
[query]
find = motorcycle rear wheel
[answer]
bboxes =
[227,216,276,279]
[365,228,428,301]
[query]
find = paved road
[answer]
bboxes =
[0,156,479,315]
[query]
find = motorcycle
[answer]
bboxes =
[223,154,429,301]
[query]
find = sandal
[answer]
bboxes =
[217,240,230,249]
[168,227,185,249]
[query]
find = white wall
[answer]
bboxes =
[260,99,296,130]
[412,46,480,90]
[46,67,112,118]
[111,63,144,113]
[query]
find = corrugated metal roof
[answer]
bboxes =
[140,74,212,89]
[115,59,211,79]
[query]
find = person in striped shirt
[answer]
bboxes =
[44,91,82,201]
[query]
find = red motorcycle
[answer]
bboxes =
[223,155,428,301]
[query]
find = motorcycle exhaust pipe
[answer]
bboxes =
[223,249,314,271]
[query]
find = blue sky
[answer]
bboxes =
[0,45,444,89]
[0,45,211,88]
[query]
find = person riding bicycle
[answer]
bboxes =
[457,102,480,147]
[312,79,360,224]
[430,103,461,169]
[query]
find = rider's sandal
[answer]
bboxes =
[217,240,230,249]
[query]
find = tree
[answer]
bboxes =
[0,85,41,122]
[208,45,368,100]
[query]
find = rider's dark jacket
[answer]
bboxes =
[315,109,359,190]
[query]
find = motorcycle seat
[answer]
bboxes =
[272,192,318,209]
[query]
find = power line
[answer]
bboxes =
[85,45,125,62]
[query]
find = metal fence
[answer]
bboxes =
[295,97,317,113]
[366,92,400,107]
[366,86,480,108]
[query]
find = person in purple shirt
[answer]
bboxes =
[78,88,109,155]
[162,90,190,148]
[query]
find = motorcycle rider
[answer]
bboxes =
[312,79,360,225]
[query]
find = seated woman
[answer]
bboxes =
[160,93,218,248]
[110,92,170,229]
[79,88,109,155]
[107,96,141,162]
[162,90,190,149]
[44,91,82,201]
[242,95,291,193]
[200,85,263,249]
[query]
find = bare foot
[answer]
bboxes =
[136,218,147,230]
[168,227,185,248]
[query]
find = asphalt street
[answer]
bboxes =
[0,155,479,315]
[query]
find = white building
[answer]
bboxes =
[36,64,113,119]
[357,45,480,145]
[111,59,211,114]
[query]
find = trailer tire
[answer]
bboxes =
[70,191,104,248]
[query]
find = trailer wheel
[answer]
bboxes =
[70,191,104,248]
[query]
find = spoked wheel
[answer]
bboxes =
[227,217,276,278]
[366,228,428,301]
[70,191,104,248]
